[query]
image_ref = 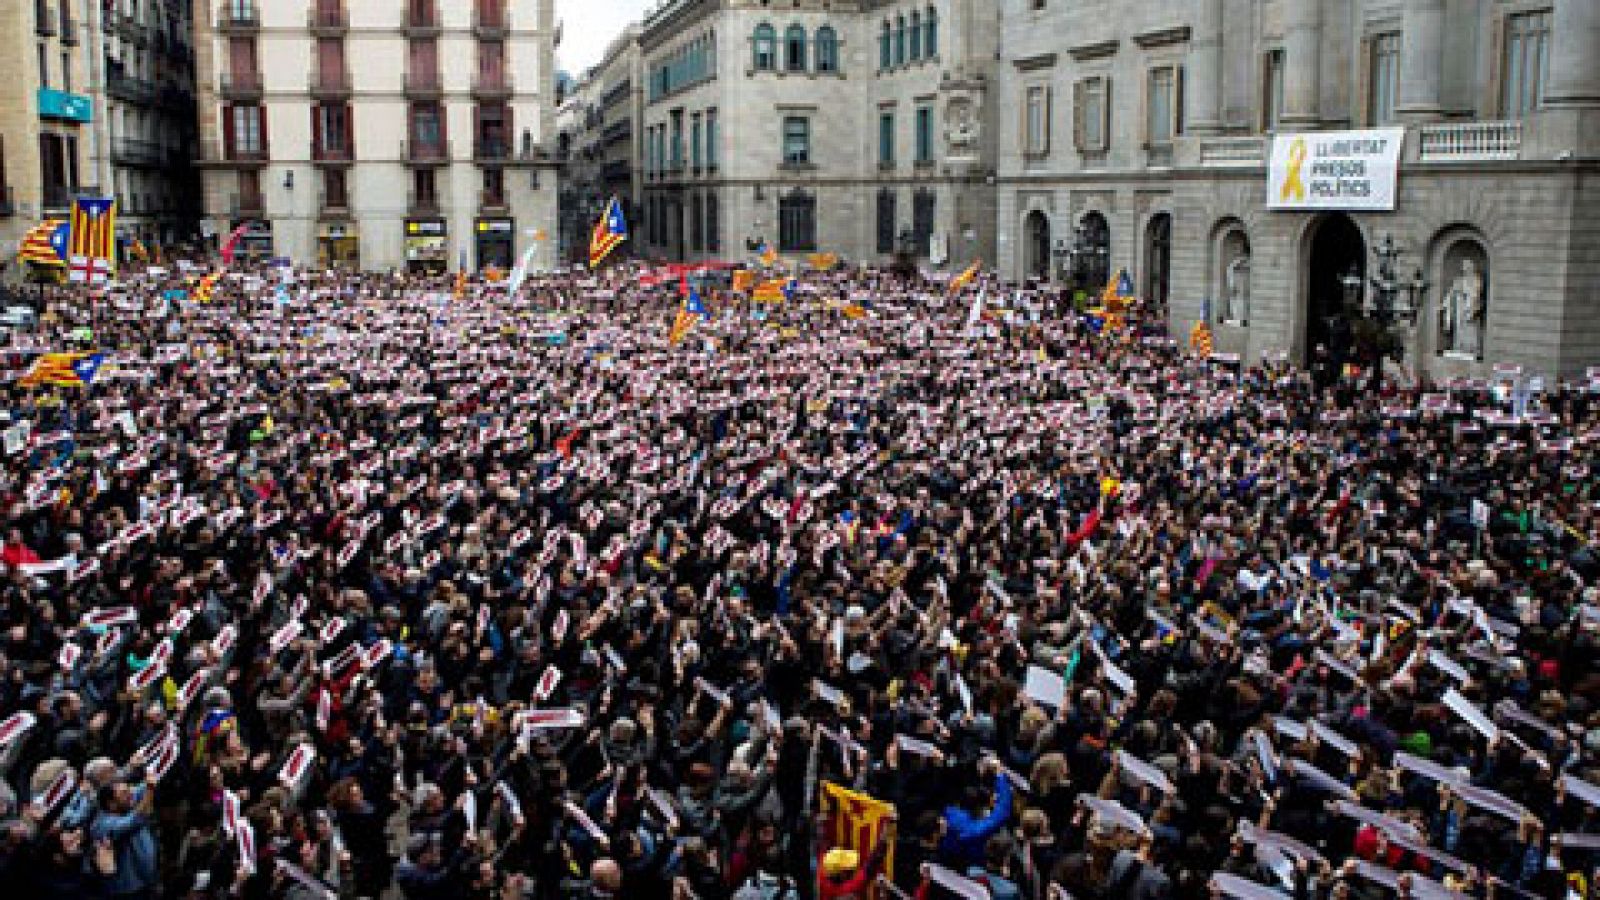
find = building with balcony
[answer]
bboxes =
[0,0,99,261]
[193,0,559,271]
[633,0,999,267]
[556,25,641,266]
[995,0,1600,380]
[101,0,202,249]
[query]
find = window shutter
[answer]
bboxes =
[1100,78,1112,152]
[1175,67,1185,135]
[1356,36,1373,126]
[311,105,323,157]
[1488,13,1507,116]
[1073,80,1085,153]
[223,105,237,158]
[1140,69,1151,148]
[345,104,355,158]
[1044,86,1053,155]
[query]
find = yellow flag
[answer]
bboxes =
[820,782,895,896]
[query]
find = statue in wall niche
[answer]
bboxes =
[945,96,980,154]
[1440,256,1486,357]
[1223,252,1250,323]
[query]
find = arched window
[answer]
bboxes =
[816,26,839,74]
[909,11,922,60]
[879,21,891,71]
[894,16,906,66]
[785,24,807,72]
[925,7,938,57]
[753,23,776,71]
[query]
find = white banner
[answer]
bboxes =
[1268,128,1405,211]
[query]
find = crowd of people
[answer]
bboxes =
[0,260,1597,900]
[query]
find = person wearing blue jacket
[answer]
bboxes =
[89,775,159,900]
[938,758,1014,869]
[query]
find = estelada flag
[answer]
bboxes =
[1101,268,1136,312]
[19,352,107,388]
[752,278,795,304]
[588,196,628,269]
[17,220,68,268]
[948,260,981,295]
[819,782,896,898]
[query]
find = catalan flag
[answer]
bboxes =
[128,238,149,263]
[18,352,107,389]
[752,278,796,303]
[67,196,117,285]
[1189,320,1214,358]
[807,252,839,271]
[1101,269,1136,312]
[948,259,981,295]
[732,269,756,294]
[758,242,778,268]
[668,278,710,346]
[194,272,221,304]
[17,220,68,268]
[588,196,628,269]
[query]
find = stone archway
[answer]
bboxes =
[1303,212,1366,367]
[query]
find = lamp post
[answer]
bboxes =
[1347,233,1429,387]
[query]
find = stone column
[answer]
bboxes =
[1546,0,1600,108]
[1396,0,1445,121]
[1187,0,1225,134]
[1281,0,1321,127]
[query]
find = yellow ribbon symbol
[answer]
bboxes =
[1280,138,1308,203]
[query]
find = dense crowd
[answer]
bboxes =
[0,262,1597,900]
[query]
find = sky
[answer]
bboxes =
[555,0,652,76]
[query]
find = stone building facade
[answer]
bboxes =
[994,0,1600,380]
[0,0,199,263]
[634,0,999,269]
[0,0,101,256]
[193,0,560,272]
[556,26,641,267]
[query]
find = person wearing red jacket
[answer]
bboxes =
[1,528,41,569]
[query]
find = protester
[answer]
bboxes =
[0,259,1595,900]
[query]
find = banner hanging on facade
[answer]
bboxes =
[1268,127,1405,211]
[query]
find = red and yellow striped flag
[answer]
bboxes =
[1189,320,1214,357]
[67,196,117,285]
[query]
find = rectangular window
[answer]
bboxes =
[691,114,702,169]
[706,109,718,168]
[879,111,895,165]
[413,169,436,209]
[915,106,934,163]
[61,51,71,92]
[1146,66,1177,145]
[1369,32,1400,124]
[670,112,683,169]
[782,116,810,165]
[778,192,816,252]
[314,103,350,157]
[323,168,347,209]
[876,190,896,254]
[1263,48,1284,130]
[912,190,935,256]
[1502,9,1550,117]
[1074,77,1109,153]
[706,194,720,253]
[38,44,49,89]
[478,40,506,86]
[230,105,264,156]
[1025,85,1050,155]
[411,104,442,148]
